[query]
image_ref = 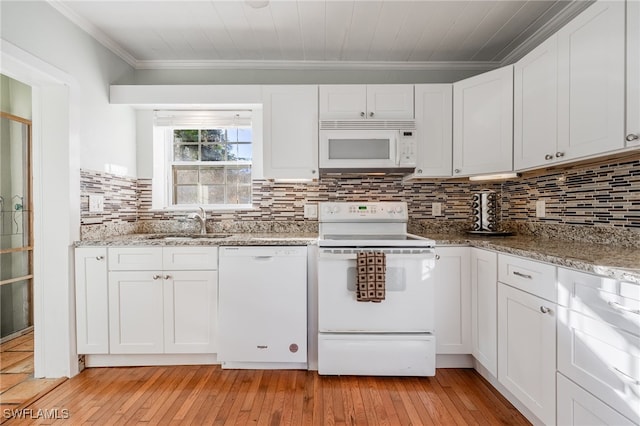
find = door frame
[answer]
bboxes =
[1,39,81,378]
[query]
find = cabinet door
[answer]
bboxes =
[557,373,637,426]
[366,85,414,119]
[628,0,640,147]
[108,271,164,354]
[434,247,471,354]
[319,85,367,119]
[163,271,217,354]
[557,1,625,159]
[498,283,556,425]
[514,35,558,170]
[470,248,497,377]
[413,84,452,177]
[262,85,318,179]
[557,306,640,422]
[453,66,513,176]
[75,248,109,354]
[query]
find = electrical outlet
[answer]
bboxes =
[536,200,546,218]
[432,202,442,217]
[303,204,318,219]
[89,195,104,213]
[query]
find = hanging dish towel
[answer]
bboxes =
[356,251,386,302]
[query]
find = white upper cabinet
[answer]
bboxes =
[557,1,626,159]
[514,35,559,170]
[412,84,453,177]
[319,85,414,120]
[628,0,640,147]
[453,66,514,177]
[262,85,319,179]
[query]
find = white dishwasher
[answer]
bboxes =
[218,246,308,369]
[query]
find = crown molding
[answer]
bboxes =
[499,0,595,66]
[134,59,500,71]
[47,0,138,68]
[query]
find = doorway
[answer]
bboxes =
[0,111,33,342]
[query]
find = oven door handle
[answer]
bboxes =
[318,250,434,260]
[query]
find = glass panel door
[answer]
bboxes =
[0,113,33,340]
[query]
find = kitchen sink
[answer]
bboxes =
[147,233,232,241]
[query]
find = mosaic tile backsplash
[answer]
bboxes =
[80,153,640,238]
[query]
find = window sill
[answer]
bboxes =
[151,204,256,213]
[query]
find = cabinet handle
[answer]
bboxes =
[164,275,171,280]
[95,256,105,261]
[369,111,374,118]
[513,271,532,280]
[454,169,461,174]
[612,367,640,385]
[607,301,640,315]
[544,154,553,160]
[360,112,366,118]
[555,151,565,158]
[626,133,639,142]
[539,306,551,314]
[257,345,268,349]
[152,275,161,280]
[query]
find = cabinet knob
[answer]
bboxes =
[416,169,423,174]
[164,275,171,280]
[95,256,105,261]
[539,306,551,314]
[555,152,565,158]
[369,112,374,118]
[311,170,316,174]
[627,133,639,142]
[153,275,161,280]
[454,169,461,174]
[360,112,366,118]
[435,254,440,260]
[544,154,553,160]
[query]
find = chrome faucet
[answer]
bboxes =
[187,207,207,235]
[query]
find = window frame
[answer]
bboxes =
[153,128,253,211]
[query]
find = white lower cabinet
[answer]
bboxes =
[434,247,471,354]
[557,373,637,426]
[75,246,218,355]
[556,267,640,424]
[75,247,109,354]
[470,248,497,376]
[497,278,556,425]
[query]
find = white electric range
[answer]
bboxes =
[317,201,437,376]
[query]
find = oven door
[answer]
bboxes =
[318,248,435,333]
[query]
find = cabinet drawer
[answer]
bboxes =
[163,247,218,270]
[558,306,640,422]
[498,254,556,302]
[108,247,163,271]
[558,267,640,335]
[557,373,636,426]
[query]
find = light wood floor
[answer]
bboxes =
[6,364,530,425]
[0,331,66,425]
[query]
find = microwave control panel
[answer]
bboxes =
[398,131,417,166]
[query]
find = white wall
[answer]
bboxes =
[1,0,137,176]
[0,0,136,378]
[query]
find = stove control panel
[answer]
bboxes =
[319,202,408,222]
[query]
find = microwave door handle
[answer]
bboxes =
[394,134,400,165]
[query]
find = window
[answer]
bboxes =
[154,111,253,209]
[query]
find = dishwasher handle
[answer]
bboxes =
[254,256,273,260]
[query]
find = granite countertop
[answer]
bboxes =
[74,232,319,247]
[76,231,640,284]
[419,232,640,284]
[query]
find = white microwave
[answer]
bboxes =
[319,127,417,174]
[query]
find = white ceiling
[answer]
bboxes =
[48,0,589,70]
